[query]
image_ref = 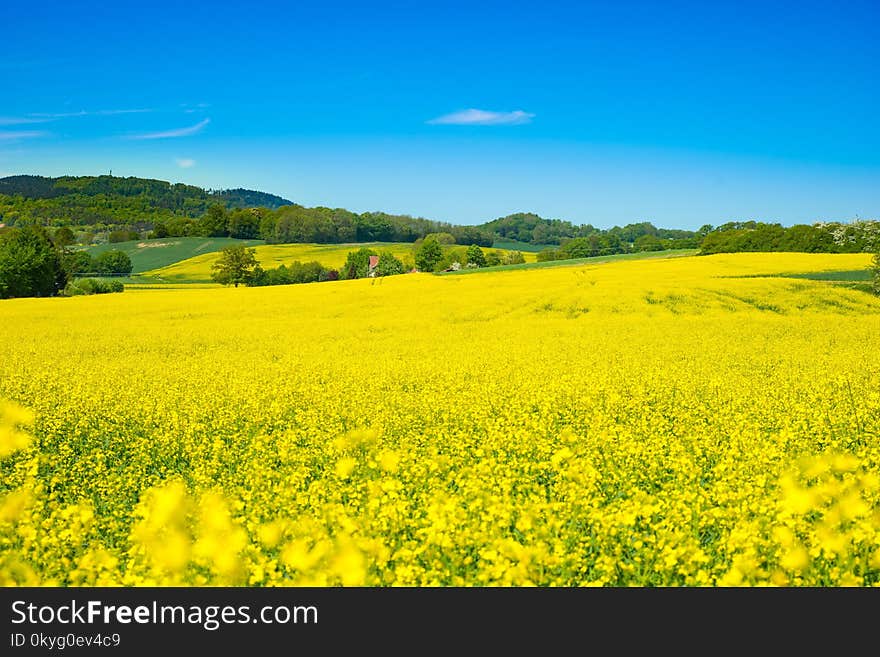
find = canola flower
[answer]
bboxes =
[0,252,878,586]
[142,241,538,283]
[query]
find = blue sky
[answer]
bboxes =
[1,0,877,230]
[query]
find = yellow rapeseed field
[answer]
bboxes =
[143,242,537,282]
[1,252,879,586]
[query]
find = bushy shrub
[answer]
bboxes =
[501,250,526,265]
[0,225,67,298]
[248,261,334,287]
[94,250,133,274]
[64,278,124,296]
[536,248,561,262]
[374,251,406,276]
[109,230,140,243]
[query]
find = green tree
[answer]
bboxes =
[0,225,67,298]
[558,235,601,258]
[466,244,486,267]
[374,251,406,277]
[633,234,664,252]
[62,250,95,276]
[52,226,76,248]
[109,229,139,243]
[536,247,561,262]
[94,250,133,274]
[64,278,124,296]
[452,225,493,247]
[697,224,714,239]
[199,204,229,237]
[414,237,443,272]
[434,246,467,272]
[501,250,526,265]
[228,208,262,239]
[872,251,880,295]
[340,247,378,280]
[422,231,456,245]
[211,245,260,287]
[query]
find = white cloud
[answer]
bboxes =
[181,102,211,114]
[427,108,535,126]
[28,110,88,119]
[8,109,152,122]
[0,116,50,126]
[0,130,48,140]
[95,108,152,115]
[129,118,211,140]
[175,158,196,168]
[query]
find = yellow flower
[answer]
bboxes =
[377,449,400,473]
[335,457,358,479]
[779,545,810,572]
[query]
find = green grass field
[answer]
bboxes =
[82,237,266,273]
[780,269,872,281]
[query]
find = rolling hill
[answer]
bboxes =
[82,237,266,274]
[0,174,292,229]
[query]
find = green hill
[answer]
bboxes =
[0,174,292,230]
[82,237,265,273]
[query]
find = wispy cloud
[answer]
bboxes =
[427,108,535,126]
[175,158,196,168]
[181,102,211,114]
[0,130,49,140]
[0,116,51,126]
[31,108,153,118]
[95,108,152,116]
[129,118,211,140]
[28,110,88,119]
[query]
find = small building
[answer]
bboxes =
[368,255,380,277]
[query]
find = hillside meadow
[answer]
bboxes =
[83,237,266,273]
[1,252,879,586]
[141,241,538,283]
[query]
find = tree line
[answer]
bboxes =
[0,175,496,247]
[210,240,527,289]
[483,212,700,246]
[210,246,404,288]
[152,204,496,246]
[0,174,291,236]
[697,220,880,255]
[0,225,131,299]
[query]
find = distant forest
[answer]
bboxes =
[0,175,877,257]
[0,175,290,228]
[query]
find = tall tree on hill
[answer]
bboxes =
[211,245,260,287]
[415,237,443,272]
[466,244,486,267]
[199,204,229,237]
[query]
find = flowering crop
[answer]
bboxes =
[1,252,878,586]
[143,241,537,282]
